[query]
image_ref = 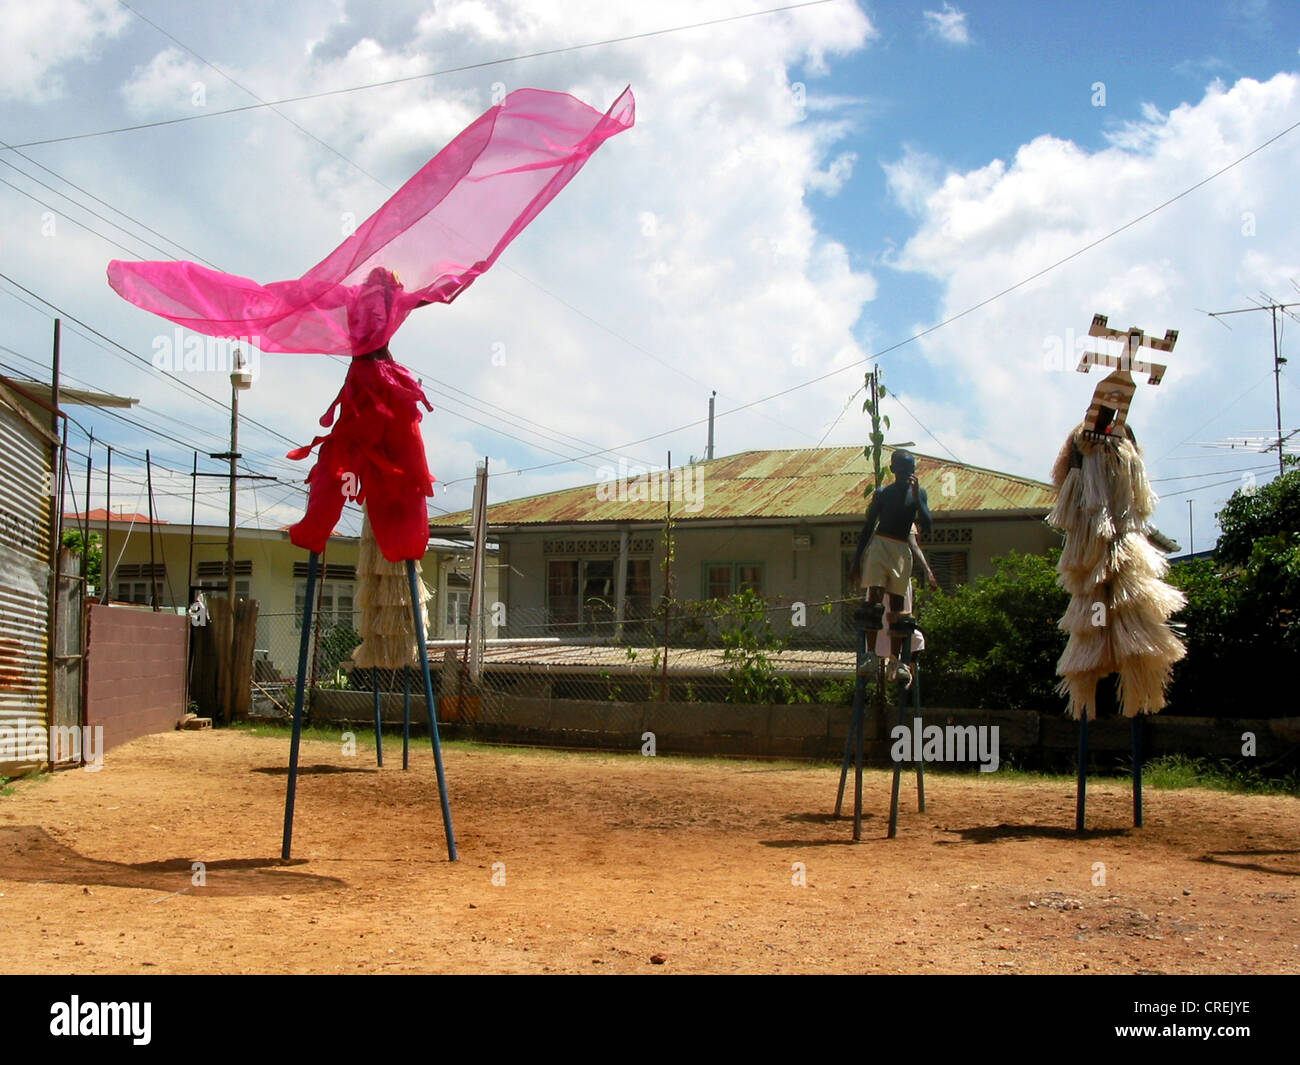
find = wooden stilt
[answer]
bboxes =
[281,552,319,861]
[408,561,457,861]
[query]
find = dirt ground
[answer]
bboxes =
[1,729,1296,974]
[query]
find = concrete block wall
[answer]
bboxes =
[85,605,189,751]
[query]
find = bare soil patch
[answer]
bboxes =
[1,730,1296,974]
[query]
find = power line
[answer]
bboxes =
[6,1,840,150]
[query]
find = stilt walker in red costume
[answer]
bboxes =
[108,87,635,860]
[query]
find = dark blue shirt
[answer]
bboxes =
[853,479,932,566]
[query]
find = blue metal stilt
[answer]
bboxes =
[408,561,457,861]
[1076,710,1089,832]
[402,665,411,771]
[373,667,383,767]
[914,658,925,813]
[281,552,319,861]
[834,618,868,818]
[1132,714,1143,827]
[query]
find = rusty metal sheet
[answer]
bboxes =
[437,446,1056,529]
[0,404,52,775]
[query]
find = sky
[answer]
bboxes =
[2,0,1299,554]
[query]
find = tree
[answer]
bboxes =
[1215,465,1300,566]
[60,530,101,590]
[913,550,1069,710]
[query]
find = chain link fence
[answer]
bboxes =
[248,591,870,732]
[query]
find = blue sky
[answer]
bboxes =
[2,0,1298,553]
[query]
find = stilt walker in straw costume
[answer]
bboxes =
[849,450,933,686]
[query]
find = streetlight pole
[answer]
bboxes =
[219,350,253,723]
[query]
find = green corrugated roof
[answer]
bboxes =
[434,446,1055,528]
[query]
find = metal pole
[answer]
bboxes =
[281,551,319,861]
[888,633,913,839]
[660,451,671,703]
[187,452,197,606]
[402,665,411,771]
[706,391,715,461]
[145,450,158,611]
[226,381,239,724]
[1075,711,1089,832]
[835,607,867,817]
[101,446,111,605]
[408,560,457,861]
[914,657,925,813]
[46,325,62,769]
[83,431,92,562]
[1272,305,1284,478]
[372,667,383,767]
[1132,715,1144,827]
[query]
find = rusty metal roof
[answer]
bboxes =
[435,446,1056,529]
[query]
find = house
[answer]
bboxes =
[64,514,499,680]
[429,445,1062,644]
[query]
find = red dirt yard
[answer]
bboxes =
[1,729,1296,974]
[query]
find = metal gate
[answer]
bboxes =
[52,548,84,757]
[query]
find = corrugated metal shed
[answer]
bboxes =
[434,446,1056,529]
[0,401,54,775]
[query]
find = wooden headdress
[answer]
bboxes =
[1076,313,1177,440]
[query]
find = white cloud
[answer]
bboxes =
[7,0,877,522]
[120,48,212,116]
[0,0,127,102]
[886,72,1300,538]
[923,3,970,46]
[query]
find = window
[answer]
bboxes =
[195,578,250,601]
[444,574,470,637]
[926,551,968,593]
[624,558,651,620]
[546,559,580,631]
[294,581,356,629]
[116,563,166,606]
[547,557,651,634]
[841,550,859,631]
[702,561,763,599]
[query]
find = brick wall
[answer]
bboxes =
[85,605,189,751]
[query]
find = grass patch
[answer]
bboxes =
[1143,754,1300,796]
[227,722,1300,794]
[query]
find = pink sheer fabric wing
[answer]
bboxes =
[107,87,635,355]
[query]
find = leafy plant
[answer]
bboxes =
[316,622,361,682]
[913,550,1069,710]
[318,669,349,691]
[61,529,101,589]
[713,587,809,705]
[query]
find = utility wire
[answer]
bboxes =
[7,1,840,149]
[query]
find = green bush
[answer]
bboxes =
[914,550,1069,710]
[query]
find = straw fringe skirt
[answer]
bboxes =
[1048,426,1186,719]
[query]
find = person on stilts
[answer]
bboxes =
[849,450,932,688]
